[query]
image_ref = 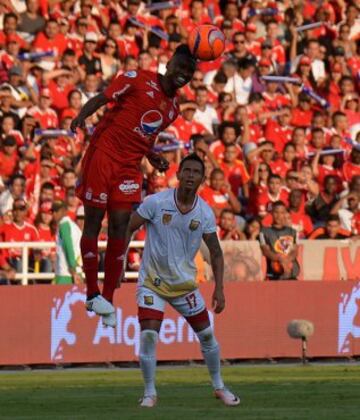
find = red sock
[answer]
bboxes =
[102,238,126,303]
[80,236,100,298]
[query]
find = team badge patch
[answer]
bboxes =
[189,219,200,231]
[124,70,137,78]
[162,213,172,224]
[144,295,154,306]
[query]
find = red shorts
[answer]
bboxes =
[76,146,142,210]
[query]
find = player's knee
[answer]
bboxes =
[108,211,131,237]
[196,326,218,353]
[140,329,158,355]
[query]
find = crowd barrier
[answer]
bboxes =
[0,281,360,365]
[1,239,359,284]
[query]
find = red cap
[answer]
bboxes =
[40,201,53,214]
[299,56,311,66]
[40,88,51,98]
[259,58,271,67]
[246,23,257,33]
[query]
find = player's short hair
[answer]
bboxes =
[268,174,281,183]
[179,153,205,175]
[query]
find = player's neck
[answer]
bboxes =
[176,187,197,209]
[159,74,176,98]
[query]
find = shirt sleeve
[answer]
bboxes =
[203,206,217,234]
[136,195,157,222]
[59,221,77,270]
[103,71,138,102]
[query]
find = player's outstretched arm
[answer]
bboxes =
[70,93,109,132]
[202,232,225,314]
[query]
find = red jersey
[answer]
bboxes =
[0,150,18,179]
[0,222,39,258]
[199,185,229,214]
[93,70,179,166]
[352,212,360,235]
[256,189,289,217]
[27,106,58,129]
[168,116,207,143]
[269,159,292,179]
[343,161,360,182]
[289,210,313,238]
[209,140,242,161]
[33,32,67,58]
[37,225,55,257]
[317,164,343,187]
[264,120,293,153]
[219,160,250,196]
[291,108,313,127]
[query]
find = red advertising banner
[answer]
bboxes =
[1,281,360,365]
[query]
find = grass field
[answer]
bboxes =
[1,365,359,419]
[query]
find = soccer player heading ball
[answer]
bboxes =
[125,153,240,407]
[70,45,197,327]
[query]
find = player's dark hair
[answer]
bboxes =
[218,121,241,139]
[179,153,205,175]
[10,174,26,185]
[268,174,281,183]
[41,182,55,191]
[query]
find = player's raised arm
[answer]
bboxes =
[202,232,225,314]
[70,93,109,132]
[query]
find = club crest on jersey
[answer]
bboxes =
[135,110,163,137]
[189,219,200,231]
[144,295,154,306]
[162,213,172,225]
[124,70,137,78]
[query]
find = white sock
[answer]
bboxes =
[139,329,158,396]
[197,326,224,390]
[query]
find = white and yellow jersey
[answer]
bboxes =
[137,188,216,298]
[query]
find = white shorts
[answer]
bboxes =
[137,285,206,320]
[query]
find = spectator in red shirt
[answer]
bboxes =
[219,144,250,199]
[210,121,242,161]
[34,200,55,274]
[288,189,314,238]
[199,168,241,220]
[311,148,343,189]
[28,88,58,129]
[291,92,313,128]
[180,0,211,37]
[264,107,293,154]
[0,198,39,273]
[256,174,288,218]
[308,214,351,239]
[217,208,245,240]
[0,135,18,182]
[343,147,360,183]
[33,18,67,58]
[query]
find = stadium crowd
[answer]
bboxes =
[0,0,359,283]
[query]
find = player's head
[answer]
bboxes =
[166,44,197,89]
[177,153,205,191]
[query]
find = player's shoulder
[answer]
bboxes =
[197,194,215,216]
[141,188,173,206]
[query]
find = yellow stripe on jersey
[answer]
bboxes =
[144,276,197,298]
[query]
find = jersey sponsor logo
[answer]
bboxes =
[144,295,154,306]
[124,70,137,78]
[99,193,107,203]
[134,110,163,137]
[189,219,200,231]
[162,213,172,224]
[146,91,154,98]
[119,180,140,195]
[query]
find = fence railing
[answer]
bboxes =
[0,241,145,285]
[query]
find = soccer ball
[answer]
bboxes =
[188,24,226,61]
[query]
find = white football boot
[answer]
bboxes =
[214,387,240,406]
[102,312,117,328]
[139,395,157,408]
[86,295,114,315]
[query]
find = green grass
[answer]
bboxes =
[0,365,359,419]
